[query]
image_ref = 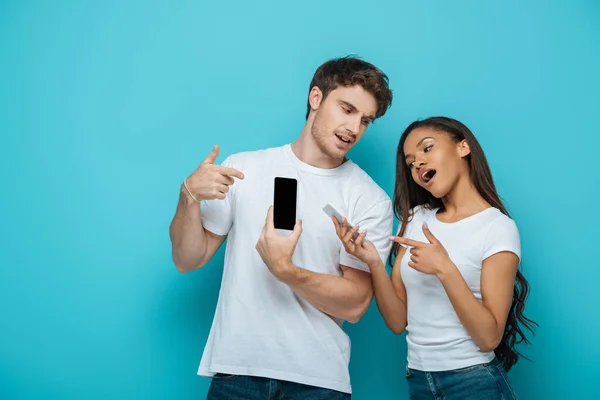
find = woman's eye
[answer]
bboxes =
[424,145,433,152]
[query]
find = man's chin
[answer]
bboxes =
[332,141,353,155]
[327,147,348,162]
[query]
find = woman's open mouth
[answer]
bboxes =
[420,168,437,187]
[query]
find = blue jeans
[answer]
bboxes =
[406,358,517,400]
[206,374,351,400]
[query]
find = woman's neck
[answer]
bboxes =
[440,174,490,219]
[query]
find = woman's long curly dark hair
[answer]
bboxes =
[389,116,537,371]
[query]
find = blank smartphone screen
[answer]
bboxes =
[273,177,297,230]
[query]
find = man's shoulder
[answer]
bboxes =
[344,162,390,204]
[222,145,286,166]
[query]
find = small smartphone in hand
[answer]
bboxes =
[273,177,298,230]
[322,203,363,240]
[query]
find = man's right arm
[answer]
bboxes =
[168,144,243,273]
[169,184,226,273]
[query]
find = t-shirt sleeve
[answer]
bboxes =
[482,216,521,262]
[200,155,237,237]
[340,198,393,273]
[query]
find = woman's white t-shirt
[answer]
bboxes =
[400,206,521,371]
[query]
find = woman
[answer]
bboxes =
[332,117,536,399]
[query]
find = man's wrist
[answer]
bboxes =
[278,262,304,286]
[181,184,201,206]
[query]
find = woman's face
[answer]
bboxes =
[403,127,470,198]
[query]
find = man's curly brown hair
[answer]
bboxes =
[306,56,393,120]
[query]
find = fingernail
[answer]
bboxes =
[423,223,428,229]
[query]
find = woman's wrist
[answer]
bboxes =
[367,259,386,272]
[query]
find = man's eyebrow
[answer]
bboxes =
[339,100,375,121]
[339,100,357,112]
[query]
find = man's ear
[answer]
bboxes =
[308,86,324,112]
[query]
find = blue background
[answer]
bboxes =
[1,1,599,398]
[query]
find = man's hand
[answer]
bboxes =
[184,144,244,202]
[255,206,303,282]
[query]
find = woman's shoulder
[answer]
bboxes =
[409,205,437,221]
[399,205,437,235]
[484,208,519,231]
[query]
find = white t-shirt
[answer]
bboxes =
[399,205,521,372]
[197,144,393,394]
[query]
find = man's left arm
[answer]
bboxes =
[282,265,373,323]
[256,199,393,323]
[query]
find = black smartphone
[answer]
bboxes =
[273,177,297,230]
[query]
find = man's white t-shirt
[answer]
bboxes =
[399,206,521,372]
[197,144,393,394]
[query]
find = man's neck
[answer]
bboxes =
[290,125,345,169]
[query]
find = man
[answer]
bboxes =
[169,56,394,399]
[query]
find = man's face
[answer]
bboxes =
[310,85,378,161]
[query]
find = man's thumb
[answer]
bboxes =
[202,144,219,164]
[292,219,303,242]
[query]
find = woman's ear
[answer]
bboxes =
[458,139,471,158]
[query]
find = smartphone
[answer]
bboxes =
[322,203,363,240]
[273,177,298,230]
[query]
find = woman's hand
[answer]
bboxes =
[389,223,454,276]
[332,217,382,268]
